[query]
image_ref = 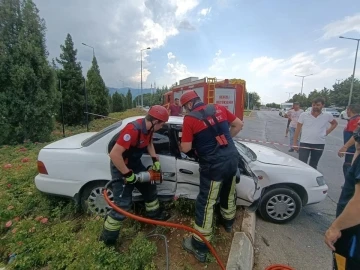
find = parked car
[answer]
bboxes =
[34,116,328,224]
[323,108,340,117]
[340,110,349,120]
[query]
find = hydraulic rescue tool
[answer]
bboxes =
[103,168,226,270]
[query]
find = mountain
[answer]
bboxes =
[107,87,154,100]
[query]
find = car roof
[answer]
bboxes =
[121,115,184,126]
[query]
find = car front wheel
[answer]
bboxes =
[258,187,302,224]
[80,181,114,216]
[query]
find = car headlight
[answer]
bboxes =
[316,176,325,186]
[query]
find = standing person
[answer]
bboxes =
[325,124,360,269]
[169,98,182,116]
[293,97,338,169]
[99,105,171,246]
[179,90,243,262]
[286,102,304,152]
[338,105,360,178]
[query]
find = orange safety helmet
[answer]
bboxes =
[180,90,199,106]
[148,105,169,122]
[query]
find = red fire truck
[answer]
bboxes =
[163,77,246,120]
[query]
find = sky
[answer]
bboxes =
[33,0,360,104]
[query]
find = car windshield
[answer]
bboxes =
[234,140,257,162]
[81,120,123,147]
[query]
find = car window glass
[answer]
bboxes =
[151,125,172,156]
[82,120,123,147]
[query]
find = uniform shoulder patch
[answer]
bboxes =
[123,134,131,142]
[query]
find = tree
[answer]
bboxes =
[108,94,113,113]
[56,33,85,126]
[266,103,280,109]
[0,0,57,144]
[126,89,132,109]
[86,56,109,117]
[288,93,308,108]
[330,76,360,107]
[307,88,331,106]
[112,92,125,112]
[245,91,261,109]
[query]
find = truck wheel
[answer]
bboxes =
[259,187,302,224]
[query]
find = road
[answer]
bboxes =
[239,110,346,270]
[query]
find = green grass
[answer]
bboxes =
[244,110,252,117]
[0,109,164,270]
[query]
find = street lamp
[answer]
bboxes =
[295,74,314,95]
[339,36,360,106]
[82,42,95,57]
[140,47,151,107]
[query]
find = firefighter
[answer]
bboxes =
[99,105,170,246]
[179,90,244,262]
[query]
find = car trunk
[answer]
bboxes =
[43,133,96,149]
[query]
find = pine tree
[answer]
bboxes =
[86,56,109,117]
[56,33,85,126]
[108,94,113,113]
[112,92,124,112]
[126,89,132,109]
[0,0,57,144]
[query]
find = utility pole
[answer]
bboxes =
[286,92,293,100]
[59,79,65,137]
[247,91,251,110]
[339,36,360,106]
[295,74,313,95]
[140,47,151,107]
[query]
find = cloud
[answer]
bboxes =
[33,0,199,88]
[322,13,360,39]
[165,53,193,82]
[318,47,348,62]
[178,19,196,30]
[249,56,285,76]
[199,7,212,16]
[208,50,236,72]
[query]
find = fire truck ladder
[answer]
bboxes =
[207,77,216,104]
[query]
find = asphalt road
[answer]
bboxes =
[239,110,347,270]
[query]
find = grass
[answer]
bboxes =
[0,108,164,270]
[244,110,252,117]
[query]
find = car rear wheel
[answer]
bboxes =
[258,187,302,224]
[80,181,114,216]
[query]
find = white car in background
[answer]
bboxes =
[34,116,328,224]
[323,107,340,117]
[340,110,349,120]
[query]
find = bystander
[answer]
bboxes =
[169,98,182,116]
[286,102,303,152]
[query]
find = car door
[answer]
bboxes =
[137,125,177,199]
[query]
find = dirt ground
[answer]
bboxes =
[150,208,244,270]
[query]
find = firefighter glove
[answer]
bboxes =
[152,157,161,172]
[123,171,136,184]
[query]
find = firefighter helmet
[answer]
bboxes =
[148,105,169,122]
[180,90,199,106]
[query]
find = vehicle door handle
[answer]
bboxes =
[163,172,176,177]
[179,169,193,175]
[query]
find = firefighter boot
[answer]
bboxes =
[146,207,171,221]
[99,216,121,246]
[219,216,235,233]
[182,237,208,263]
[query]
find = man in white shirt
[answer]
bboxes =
[293,97,338,169]
[286,102,304,152]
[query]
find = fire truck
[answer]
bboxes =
[163,77,246,120]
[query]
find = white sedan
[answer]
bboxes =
[340,110,349,120]
[34,116,328,224]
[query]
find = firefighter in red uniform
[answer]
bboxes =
[179,90,244,262]
[100,105,170,245]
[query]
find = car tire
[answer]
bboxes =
[258,187,302,224]
[80,181,114,217]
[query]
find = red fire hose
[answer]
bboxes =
[102,187,226,270]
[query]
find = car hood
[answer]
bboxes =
[43,132,97,149]
[242,142,314,169]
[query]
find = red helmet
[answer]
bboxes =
[148,105,169,122]
[180,90,199,106]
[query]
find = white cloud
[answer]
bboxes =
[322,13,360,39]
[165,53,193,82]
[249,56,285,76]
[167,52,176,59]
[208,49,236,72]
[33,0,199,89]
[199,7,212,16]
[318,47,348,62]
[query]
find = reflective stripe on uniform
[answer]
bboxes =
[220,177,236,220]
[145,199,160,212]
[193,180,221,242]
[104,216,121,231]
